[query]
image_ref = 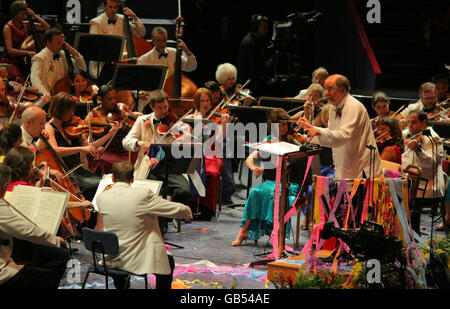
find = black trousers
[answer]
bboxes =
[112,254,175,289]
[410,197,443,233]
[0,265,60,289]
[0,238,70,289]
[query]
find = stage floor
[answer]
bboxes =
[58,166,447,289]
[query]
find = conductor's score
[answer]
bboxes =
[224,293,270,304]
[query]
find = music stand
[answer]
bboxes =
[258,96,306,115]
[111,64,168,109]
[149,142,204,246]
[73,33,125,79]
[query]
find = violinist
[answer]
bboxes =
[401,110,445,234]
[215,62,253,106]
[0,123,22,161]
[375,116,404,164]
[399,82,449,129]
[185,88,226,219]
[122,89,191,205]
[370,91,396,131]
[84,84,136,175]
[70,69,98,104]
[45,92,117,201]
[204,80,222,108]
[30,27,87,97]
[433,75,449,103]
[1,1,50,83]
[89,0,146,80]
[295,67,329,99]
[232,109,310,245]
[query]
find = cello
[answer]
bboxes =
[35,134,93,232]
[163,11,197,117]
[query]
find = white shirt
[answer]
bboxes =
[400,100,425,118]
[401,127,445,198]
[137,47,197,78]
[311,93,383,179]
[30,47,87,95]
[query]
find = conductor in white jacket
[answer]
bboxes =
[297,74,382,179]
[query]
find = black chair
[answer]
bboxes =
[81,227,148,289]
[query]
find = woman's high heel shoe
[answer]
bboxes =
[231,230,249,246]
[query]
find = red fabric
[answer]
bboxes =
[192,157,223,214]
[6,180,34,192]
[0,21,29,83]
[443,160,449,175]
[347,0,382,75]
[392,144,402,164]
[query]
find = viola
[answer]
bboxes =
[287,127,306,145]
[210,108,238,124]
[63,115,110,138]
[157,113,182,138]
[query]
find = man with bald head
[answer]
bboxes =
[21,106,47,151]
[21,106,63,180]
[297,74,382,179]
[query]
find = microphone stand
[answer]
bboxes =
[366,144,377,220]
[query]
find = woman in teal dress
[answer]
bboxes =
[232,108,310,246]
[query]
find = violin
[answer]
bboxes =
[63,115,110,138]
[8,80,42,101]
[107,102,143,128]
[287,127,306,145]
[79,85,99,104]
[156,112,184,139]
[210,109,238,124]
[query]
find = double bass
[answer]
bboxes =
[51,43,75,96]
[115,0,153,109]
[163,14,197,117]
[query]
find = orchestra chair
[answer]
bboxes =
[81,227,149,289]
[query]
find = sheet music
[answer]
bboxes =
[34,191,68,235]
[93,174,163,211]
[247,141,301,156]
[5,186,69,235]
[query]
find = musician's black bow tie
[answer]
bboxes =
[31,137,39,144]
[153,118,161,125]
[158,52,168,59]
[53,53,60,60]
[108,19,117,25]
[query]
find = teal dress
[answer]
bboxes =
[241,135,304,241]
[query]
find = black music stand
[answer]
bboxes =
[73,33,125,79]
[258,96,305,114]
[149,142,204,247]
[111,64,168,110]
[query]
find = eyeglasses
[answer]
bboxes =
[324,87,339,93]
[421,95,437,101]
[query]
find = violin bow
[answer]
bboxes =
[206,79,251,120]
[60,162,84,181]
[8,75,30,125]
[33,165,83,203]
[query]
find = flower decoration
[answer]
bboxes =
[144,120,152,127]
[335,106,344,118]
[49,63,55,72]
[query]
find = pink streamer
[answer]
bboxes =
[270,157,282,260]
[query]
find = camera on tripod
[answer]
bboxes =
[271,10,322,77]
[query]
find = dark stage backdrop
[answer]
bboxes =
[0,0,382,96]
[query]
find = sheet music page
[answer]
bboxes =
[93,174,163,210]
[247,141,300,156]
[33,190,69,235]
[7,185,41,219]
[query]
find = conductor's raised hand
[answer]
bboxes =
[297,117,321,141]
